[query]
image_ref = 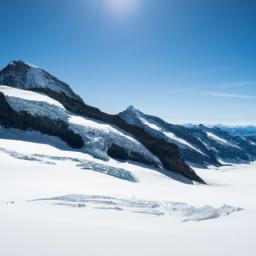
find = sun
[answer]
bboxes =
[104,0,139,16]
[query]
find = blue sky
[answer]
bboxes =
[1,0,256,125]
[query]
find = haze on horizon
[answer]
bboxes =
[0,0,255,125]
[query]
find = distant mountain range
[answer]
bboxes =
[215,125,256,137]
[0,60,255,183]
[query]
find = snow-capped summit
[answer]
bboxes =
[126,105,138,112]
[120,105,165,132]
[121,105,145,125]
[0,60,81,101]
[123,105,143,118]
[121,105,157,125]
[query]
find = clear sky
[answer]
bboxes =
[1,0,256,125]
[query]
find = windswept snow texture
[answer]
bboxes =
[0,86,160,165]
[34,194,242,222]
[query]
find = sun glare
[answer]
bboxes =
[104,0,139,16]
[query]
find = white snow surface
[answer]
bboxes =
[0,134,255,256]
[0,85,65,109]
[0,86,160,164]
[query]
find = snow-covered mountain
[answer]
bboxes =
[120,106,256,167]
[0,86,160,167]
[1,60,255,183]
[0,60,204,183]
[0,60,81,101]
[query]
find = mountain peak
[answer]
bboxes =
[120,105,143,119]
[126,105,137,112]
[8,60,38,68]
[0,60,81,101]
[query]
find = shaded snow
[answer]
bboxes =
[34,194,242,222]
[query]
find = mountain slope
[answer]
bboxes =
[120,106,256,167]
[0,86,161,169]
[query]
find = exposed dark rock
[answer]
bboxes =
[0,92,83,149]
[107,143,160,168]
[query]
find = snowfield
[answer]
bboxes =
[0,133,256,256]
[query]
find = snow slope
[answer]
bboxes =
[0,135,256,256]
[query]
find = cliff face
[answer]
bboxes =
[0,92,84,149]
